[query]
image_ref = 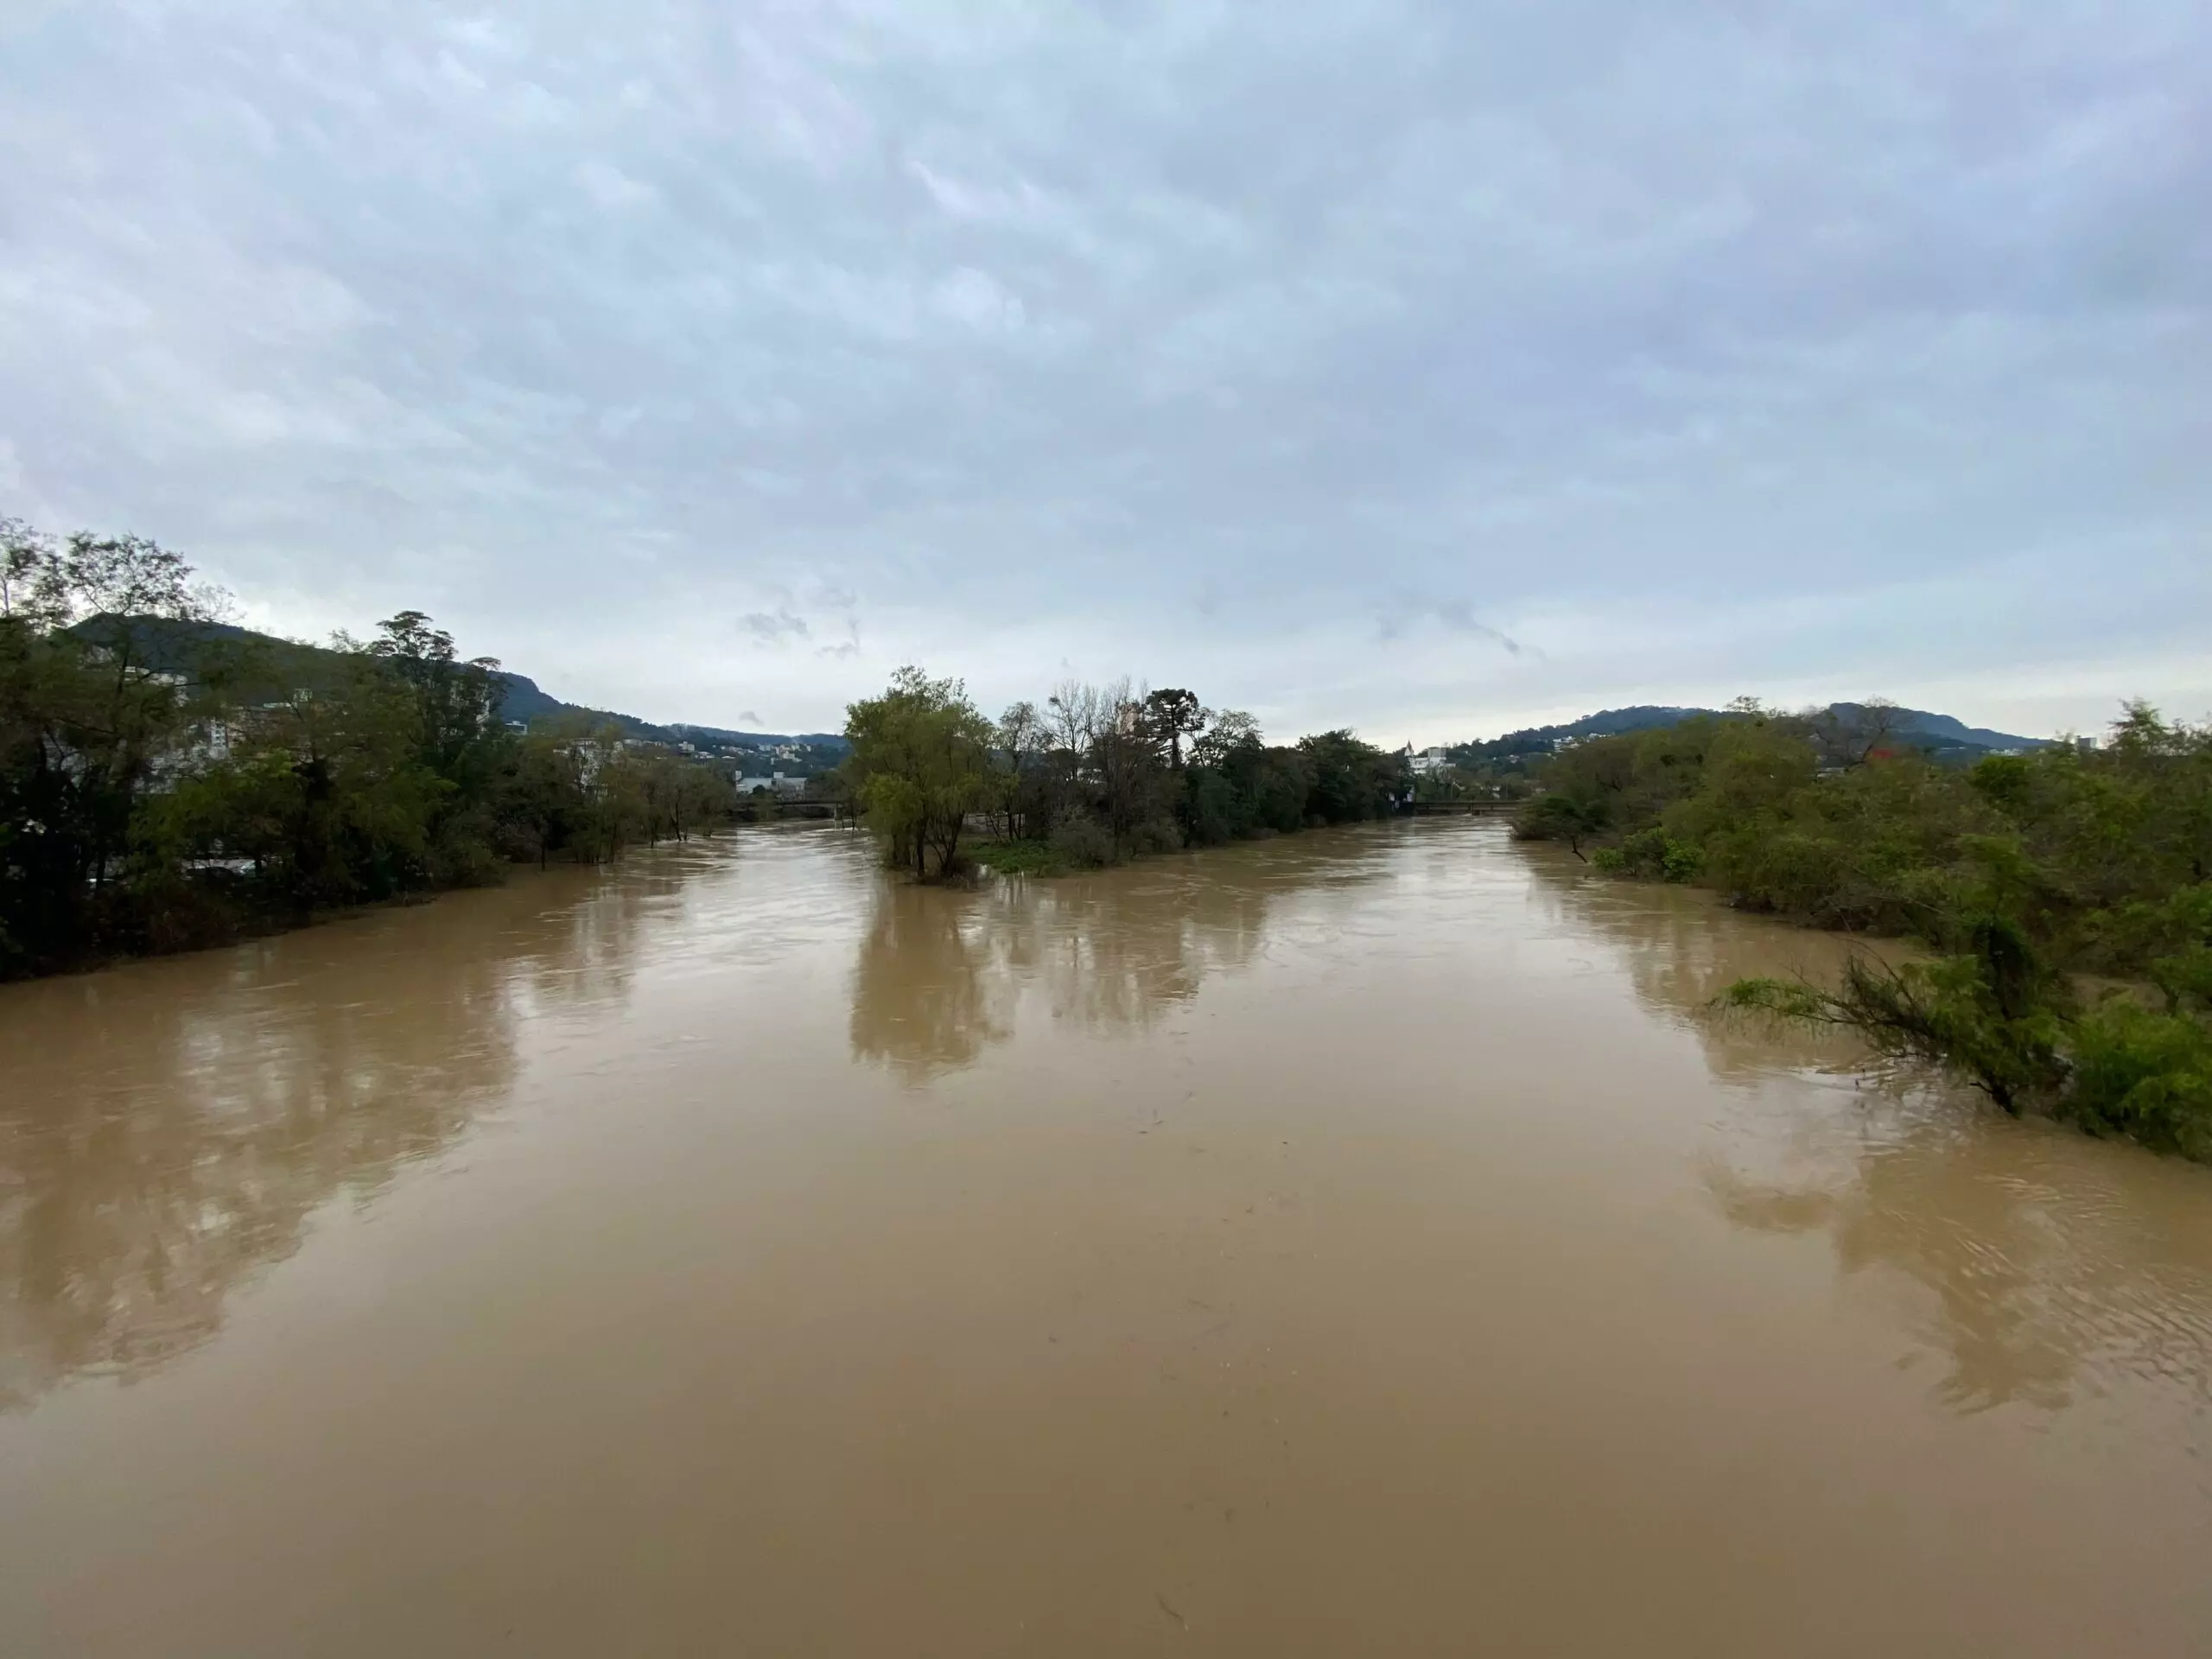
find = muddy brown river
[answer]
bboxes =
[3,822,2209,1655]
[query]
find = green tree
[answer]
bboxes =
[0,524,230,970]
[1727,918,2068,1114]
[148,663,445,911]
[1296,729,1403,824]
[995,699,1049,839]
[357,611,512,881]
[1143,688,1206,771]
[844,668,1000,880]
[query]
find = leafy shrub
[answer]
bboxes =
[1048,816,1115,868]
[1128,816,1184,855]
[963,837,1065,875]
[2061,999,2212,1159]
[1613,826,1701,882]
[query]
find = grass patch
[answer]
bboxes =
[962,837,1071,876]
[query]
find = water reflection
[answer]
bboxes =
[13,823,2210,1445]
[1707,1137,2212,1413]
[1021,861,1273,1034]
[1518,844,1877,1082]
[0,869,649,1410]
[847,841,1357,1082]
[847,884,1014,1082]
[1514,841,2212,1414]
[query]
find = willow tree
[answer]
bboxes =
[843,667,999,880]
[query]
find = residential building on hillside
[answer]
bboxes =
[734,772,808,797]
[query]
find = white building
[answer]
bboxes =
[734,771,808,797]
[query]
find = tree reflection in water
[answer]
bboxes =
[0,867,656,1410]
[1706,1140,2212,1413]
[1518,841,1877,1083]
[1518,839,2212,1414]
[845,883,1014,1083]
[847,838,1367,1083]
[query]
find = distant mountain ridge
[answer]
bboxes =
[75,615,848,753]
[1822,702,2039,753]
[1447,702,2047,766]
[488,671,845,751]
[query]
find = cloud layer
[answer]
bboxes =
[3,1,2207,740]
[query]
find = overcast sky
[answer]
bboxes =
[3,2,2206,742]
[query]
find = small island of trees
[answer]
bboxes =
[838,667,1408,881]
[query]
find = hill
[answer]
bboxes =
[1446,702,2047,769]
[70,615,851,772]
[1823,702,2041,753]
[486,682,848,771]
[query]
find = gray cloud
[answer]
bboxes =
[741,607,810,645]
[1375,596,1526,657]
[814,611,863,659]
[2,1,2207,741]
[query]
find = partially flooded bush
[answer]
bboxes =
[2061,999,2212,1159]
[1128,816,1184,856]
[1048,816,1115,868]
[1612,827,1701,882]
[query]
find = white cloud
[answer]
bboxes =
[931,267,1024,333]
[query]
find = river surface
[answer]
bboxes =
[2,821,2209,1656]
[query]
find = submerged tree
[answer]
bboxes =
[1725,918,2068,1114]
[843,666,999,880]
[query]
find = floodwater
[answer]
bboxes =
[2,823,2209,1656]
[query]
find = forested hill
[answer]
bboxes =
[75,614,849,756]
[1447,702,2048,767]
[488,670,846,751]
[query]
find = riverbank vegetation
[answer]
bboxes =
[1513,702,2212,1159]
[2,519,739,978]
[841,668,1406,880]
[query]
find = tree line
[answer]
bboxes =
[1,518,738,978]
[1511,700,2212,1160]
[841,668,1408,880]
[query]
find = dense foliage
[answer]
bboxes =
[1,518,737,977]
[1514,702,2212,1157]
[841,668,1000,880]
[843,671,1407,879]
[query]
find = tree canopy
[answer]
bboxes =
[842,668,1408,880]
[1,514,744,977]
[843,668,999,880]
[1514,702,2212,1160]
